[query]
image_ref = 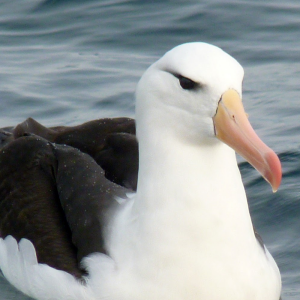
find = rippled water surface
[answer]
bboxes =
[1,0,300,299]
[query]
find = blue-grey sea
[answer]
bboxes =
[0,0,300,299]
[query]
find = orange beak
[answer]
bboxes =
[213,89,281,192]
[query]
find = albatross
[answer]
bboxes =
[0,42,282,300]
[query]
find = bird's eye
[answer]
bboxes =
[177,75,197,90]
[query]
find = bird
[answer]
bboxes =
[0,42,282,300]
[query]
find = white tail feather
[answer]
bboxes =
[0,236,95,300]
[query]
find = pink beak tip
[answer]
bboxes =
[265,150,282,193]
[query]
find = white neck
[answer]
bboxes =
[133,128,255,245]
[102,112,280,300]
[102,128,272,299]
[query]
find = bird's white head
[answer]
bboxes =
[136,42,243,143]
[135,42,281,191]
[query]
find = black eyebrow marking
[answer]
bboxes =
[173,73,201,90]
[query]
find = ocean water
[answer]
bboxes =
[0,0,300,299]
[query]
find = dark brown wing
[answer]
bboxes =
[0,136,81,277]
[0,128,14,148]
[95,132,139,190]
[11,117,138,190]
[0,135,129,277]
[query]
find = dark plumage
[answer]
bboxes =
[0,137,82,277]
[4,117,138,190]
[0,118,137,277]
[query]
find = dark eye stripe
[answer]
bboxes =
[179,76,196,90]
[173,74,198,90]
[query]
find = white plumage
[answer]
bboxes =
[0,42,281,300]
